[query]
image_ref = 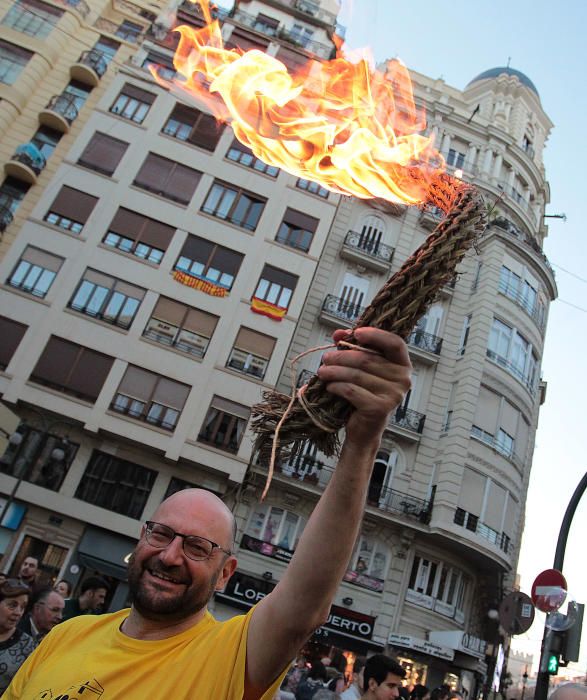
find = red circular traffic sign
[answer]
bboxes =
[531,569,567,613]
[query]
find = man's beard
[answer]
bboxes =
[127,553,220,622]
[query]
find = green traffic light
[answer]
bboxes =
[547,654,559,675]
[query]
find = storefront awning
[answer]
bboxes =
[77,526,137,581]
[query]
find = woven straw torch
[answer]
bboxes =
[251,171,487,465]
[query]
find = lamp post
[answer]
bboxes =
[520,669,528,700]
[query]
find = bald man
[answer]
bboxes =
[550,685,587,700]
[5,328,412,700]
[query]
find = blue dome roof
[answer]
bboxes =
[467,67,539,97]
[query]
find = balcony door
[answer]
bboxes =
[338,272,369,318]
[368,449,398,507]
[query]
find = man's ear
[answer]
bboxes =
[215,556,238,591]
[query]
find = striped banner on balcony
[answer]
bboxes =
[172,270,228,297]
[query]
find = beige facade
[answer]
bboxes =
[0,0,556,694]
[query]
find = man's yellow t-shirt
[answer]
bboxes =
[3,607,285,699]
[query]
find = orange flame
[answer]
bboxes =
[155,0,444,206]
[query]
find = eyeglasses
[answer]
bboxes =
[0,579,31,596]
[36,602,64,614]
[144,521,232,561]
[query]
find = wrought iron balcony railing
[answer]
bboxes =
[232,8,279,36]
[470,425,524,472]
[492,216,555,279]
[486,349,537,393]
[388,406,426,434]
[11,143,46,175]
[44,93,79,125]
[498,280,545,330]
[76,49,108,78]
[343,230,394,263]
[296,369,315,388]
[321,294,364,323]
[407,329,443,355]
[0,201,14,233]
[454,507,512,554]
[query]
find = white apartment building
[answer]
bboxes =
[0,0,556,694]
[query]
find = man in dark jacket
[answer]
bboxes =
[61,576,109,621]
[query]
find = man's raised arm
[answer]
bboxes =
[244,327,412,699]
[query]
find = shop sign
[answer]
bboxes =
[240,534,293,563]
[343,569,384,592]
[317,605,375,641]
[388,634,455,661]
[216,571,276,608]
[428,631,487,659]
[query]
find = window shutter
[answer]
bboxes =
[31,337,79,387]
[151,297,186,326]
[473,386,500,434]
[83,269,115,289]
[21,246,63,272]
[0,316,27,368]
[108,208,143,242]
[499,400,519,437]
[118,366,158,401]
[68,348,114,401]
[260,265,298,289]
[234,327,276,359]
[47,186,98,222]
[276,46,309,73]
[152,377,190,409]
[180,234,214,262]
[78,132,128,174]
[112,279,146,299]
[210,395,250,420]
[134,153,172,192]
[120,82,156,104]
[164,162,201,204]
[139,218,176,250]
[190,113,223,150]
[283,207,319,233]
[484,480,506,530]
[458,466,485,514]
[183,308,218,336]
[226,27,269,52]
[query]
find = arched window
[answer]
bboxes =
[368,449,398,507]
[344,534,390,592]
[359,214,386,253]
[245,504,304,551]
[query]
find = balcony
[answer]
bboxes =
[0,199,15,233]
[486,349,537,394]
[319,294,364,329]
[492,216,556,281]
[419,205,444,231]
[39,93,79,133]
[232,8,279,37]
[4,143,46,184]
[340,230,394,273]
[407,329,443,362]
[454,507,512,555]
[52,0,90,18]
[278,27,333,59]
[498,280,546,332]
[470,425,524,473]
[294,0,337,26]
[387,406,425,441]
[70,49,108,86]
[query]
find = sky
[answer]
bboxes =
[337,0,587,675]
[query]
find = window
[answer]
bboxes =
[447,148,465,169]
[458,314,471,356]
[103,207,176,264]
[162,104,223,151]
[0,316,27,370]
[344,535,389,592]
[2,0,62,37]
[0,40,32,84]
[30,125,61,161]
[69,269,145,329]
[487,318,538,390]
[407,554,468,622]
[110,82,155,124]
[296,178,329,198]
[94,36,119,64]
[226,138,278,177]
[201,181,265,231]
[75,450,156,519]
[116,19,143,42]
[77,131,129,176]
[495,428,514,459]
[253,265,298,311]
[7,246,63,297]
[164,477,215,500]
[367,449,397,507]
[198,396,250,453]
[143,296,218,358]
[246,504,304,550]
[0,423,77,492]
[275,208,318,252]
[44,185,98,234]
[290,23,314,47]
[111,366,190,431]
[134,153,202,205]
[253,13,279,35]
[142,50,176,81]
[225,27,269,52]
[227,327,276,380]
[0,177,29,230]
[30,336,114,402]
[63,80,91,110]
[499,265,539,317]
[175,235,243,291]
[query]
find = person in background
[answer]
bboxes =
[282,655,308,698]
[340,657,366,700]
[549,684,587,700]
[314,691,338,700]
[410,685,430,700]
[54,579,72,598]
[431,688,450,700]
[61,576,109,621]
[18,587,64,642]
[296,661,329,700]
[448,691,463,700]
[17,557,39,589]
[360,655,405,700]
[0,579,36,693]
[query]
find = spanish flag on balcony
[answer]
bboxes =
[173,270,228,297]
[251,297,287,321]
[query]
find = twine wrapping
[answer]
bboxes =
[251,172,487,466]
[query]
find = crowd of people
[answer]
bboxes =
[0,556,109,692]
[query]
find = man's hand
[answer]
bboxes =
[316,328,412,445]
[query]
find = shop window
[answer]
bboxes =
[103,207,176,265]
[226,138,278,177]
[44,185,98,234]
[30,336,114,403]
[406,554,468,623]
[163,104,223,151]
[2,0,62,38]
[110,82,155,124]
[7,245,63,298]
[198,396,250,453]
[245,504,304,551]
[0,424,78,492]
[77,131,129,176]
[296,178,329,198]
[9,535,68,587]
[143,296,218,358]
[226,327,276,380]
[111,366,190,431]
[275,208,318,253]
[343,535,389,592]
[0,316,27,370]
[201,181,265,231]
[133,153,202,205]
[175,234,243,291]
[75,450,156,519]
[69,269,145,329]
[253,265,298,312]
[0,39,32,84]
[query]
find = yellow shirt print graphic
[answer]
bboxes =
[34,679,105,699]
